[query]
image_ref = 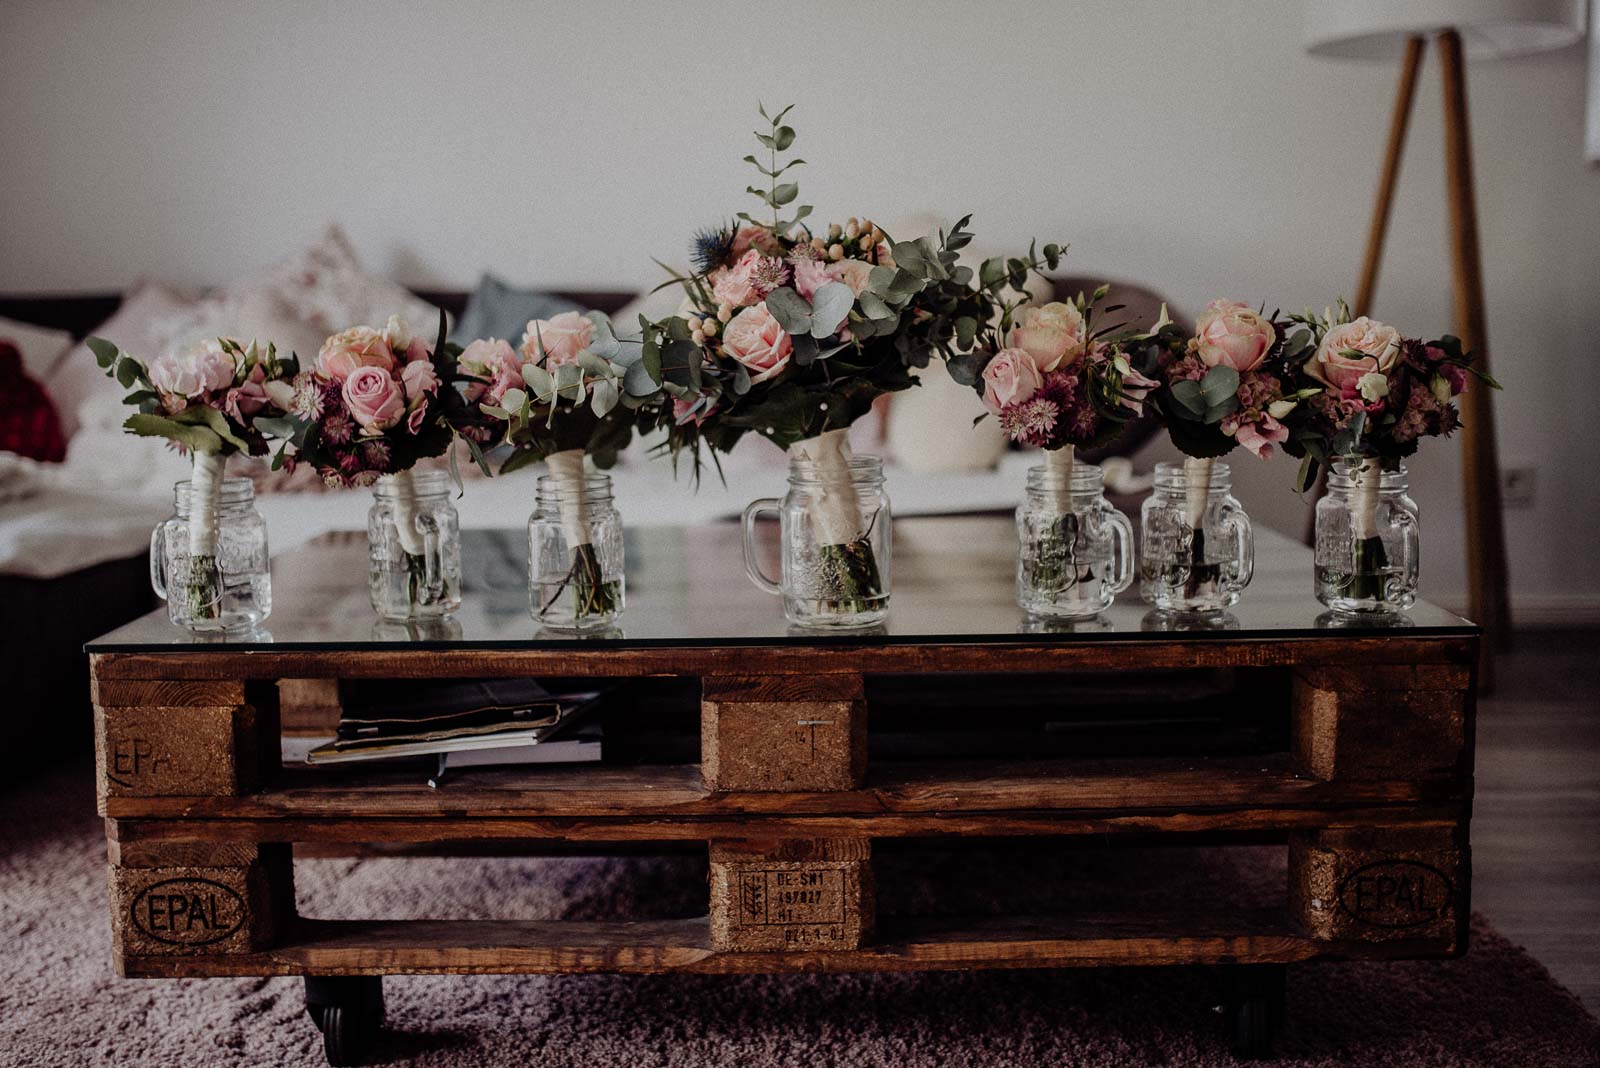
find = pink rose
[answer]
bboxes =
[457,338,521,403]
[1439,362,1468,396]
[673,395,716,426]
[826,258,875,297]
[792,256,832,302]
[150,338,237,400]
[730,226,781,259]
[1190,300,1276,373]
[223,376,268,422]
[406,403,429,435]
[403,337,431,363]
[710,250,765,308]
[317,326,395,381]
[1008,302,1086,373]
[341,365,406,432]
[519,311,594,368]
[721,302,793,384]
[1305,315,1401,392]
[980,347,1045,415]
[1235,414,1289,459]
[401,358,439,400]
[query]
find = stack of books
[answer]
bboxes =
[305,678,604,779]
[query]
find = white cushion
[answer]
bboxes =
[0,316,75,382]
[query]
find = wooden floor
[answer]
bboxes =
[1472,628,1600,1013]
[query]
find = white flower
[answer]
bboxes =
[1357,371,1390,402]
[1431,375,1452,406]
[383,315,412,353]
[1268,399,1297,419]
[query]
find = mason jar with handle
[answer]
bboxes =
[528,468,625,630]
[1139,459,1253,613]
[742,439,890,628]
[1016,458,1135,619]
[1315,458,1419,614]
[367,468,462,621]
[150,473,271,631]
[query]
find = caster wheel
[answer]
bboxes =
[319,1003,381,1066]
[1220,964,1285,1061]
[304,976,385,1067]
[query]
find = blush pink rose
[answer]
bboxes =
[980,347,1045,415]
[1235,414,1289,459]
[341,365,406,432]
[1305,316,1402,392]
[520,311,594,368]
[1190,300,1276,373]
[401,359,439,400]
[826,258,875,297]
[150,338,237,400]
[721,303,793,384]
[457,338,521,403]
[730,226,781,259]
[792,257,832,301]
[710,250,765,309]
[317,326,395,381]
[1008,302,1086,372]
[673,395,717,426]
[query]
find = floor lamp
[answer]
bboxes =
[1304,1,1583,657]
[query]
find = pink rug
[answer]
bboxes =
[3,760,1596,1067]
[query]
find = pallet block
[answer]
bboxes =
[702,674,866,792]
[1291,665,1472,782]
[109,843,293,963]
[709,838,873,951]
[1289,824,1467,950]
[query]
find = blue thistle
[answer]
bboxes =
[690,222,736,275]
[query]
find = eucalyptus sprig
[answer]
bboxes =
[741,103,811,236]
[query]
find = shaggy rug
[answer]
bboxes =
[2,760,1596,1068]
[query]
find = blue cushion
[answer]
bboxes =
[452,274,584,345]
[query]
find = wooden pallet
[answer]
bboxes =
[90,633,1477,980]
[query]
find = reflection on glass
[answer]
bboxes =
[1140,609,1240,632]
[533,625,626,642]
[1315,610,1414,631]
[370,618,465,643]
[179,624,273,645]
[785,622,889,639]
[1020,613,1115,634]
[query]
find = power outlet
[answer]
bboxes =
[1502,465,1537,509]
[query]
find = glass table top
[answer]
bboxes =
[88,516,1475,652]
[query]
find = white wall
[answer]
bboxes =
[3,0,1597,618]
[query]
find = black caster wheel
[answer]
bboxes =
[1220,964,1285,1060]
[304,976,384,1066]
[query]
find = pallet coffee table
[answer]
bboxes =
[87,517,1478,1063]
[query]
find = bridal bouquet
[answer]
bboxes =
[956,288,1156,603]
[281,312,480,607]
[87,334,298,621]
[1125,300,1311,603]
[461,310,634,625]
[631,105,1065,622]
[1282,302,1497,603]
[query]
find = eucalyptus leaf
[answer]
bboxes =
[623,360,659,398]
[522,365,553,399]
[590,378,619,417]
[576,352,613,378]
[772,182,798,206]
[765,287,812,335]
[124,413,224,454]
[87,337,120,369]
[1170,379,1207,416]
[1199,365,1240,406]
[809,282,854,339]
[500,387,528,412]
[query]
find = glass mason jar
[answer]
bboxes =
[528,473,625,630]
[367,470,462,621]
[150,476,271,631]
[1315,460,1419,614]
[742,454,891,628]
[1015,462,1135,619]
[1139,460,1254,613]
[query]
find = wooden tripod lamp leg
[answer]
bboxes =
[1305,36,1425,545]
[1438,29,1512,653]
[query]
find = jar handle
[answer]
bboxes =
[416,512,444,605]
[1104,506,1136,596]
[1222,502,1254,592]
[741,497,784,596]
[1392,507,1421,603]
[149,524,168,601]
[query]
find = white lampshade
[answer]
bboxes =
[1306,0,1585,59]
